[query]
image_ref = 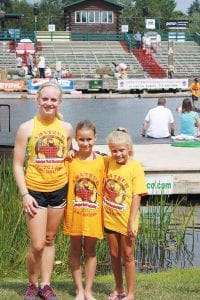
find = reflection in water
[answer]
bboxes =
[136,230,200,272]
[135,205,200,272]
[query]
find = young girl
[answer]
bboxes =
[63,120,105,300]
[13,82,73,300]
[103,128,147,300]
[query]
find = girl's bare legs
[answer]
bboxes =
[121,235,135,300]
[70,236,85,300]
[106,232,125,296]
[26,209,47,283]
[84,237,97,300]
[40,207,65,284]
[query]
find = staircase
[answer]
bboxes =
[133,48,166,78]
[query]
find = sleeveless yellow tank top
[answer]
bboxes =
[25,116,68,192]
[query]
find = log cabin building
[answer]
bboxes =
[63,0,124,33]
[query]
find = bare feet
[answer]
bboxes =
[75,290,85,300]
[122,295,134,300]
[84,293,97,300]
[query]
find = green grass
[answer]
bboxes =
[0,268,200,299]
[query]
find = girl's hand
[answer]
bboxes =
[66,149,76,161]
[128,222,136,240]
[22,194,38,217]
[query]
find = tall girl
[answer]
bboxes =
[63,120,105,300]
[103,128,147,300]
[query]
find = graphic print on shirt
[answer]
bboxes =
[74,177,98,209]
[34,131,66,164]
[103,178,128,211]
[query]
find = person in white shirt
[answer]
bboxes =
[37,54,46,78]
[141,97,175,138]
[112,62,128,79]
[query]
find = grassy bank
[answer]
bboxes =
[0,268,199,299]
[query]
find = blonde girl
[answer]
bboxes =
[13,82,73,300]
[103,128,147,300]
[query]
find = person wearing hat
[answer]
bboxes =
[189,78,200,107]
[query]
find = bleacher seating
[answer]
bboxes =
[37,40,145,79]
[152,41,200,78]
[0,42,16,69]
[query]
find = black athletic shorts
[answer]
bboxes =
[104,227,118,234]
[28,184,68,208]
[192,95,198,101]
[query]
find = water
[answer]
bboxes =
[1,95,200,272]
[0,96,183,146]
[135,205,200,272]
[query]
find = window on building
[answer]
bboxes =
[101,11,113,24]
[88,11,100,23]
[75,10,113,24]
[75,11,87,23]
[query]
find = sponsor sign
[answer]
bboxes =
[146,175,174,195]
[27,78,74,94]
[0,80,25,91]
[121,25,129,32]
[89,80,103,89]
[165,20,189,29]
[117,78,188,90]
[146,19,155,29]
[48,24,55,32]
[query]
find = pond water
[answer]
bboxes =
[1,96,200,272]
[135,205,200,272]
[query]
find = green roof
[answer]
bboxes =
[64,0,124,9]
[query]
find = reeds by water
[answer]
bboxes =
[0,155,196,276]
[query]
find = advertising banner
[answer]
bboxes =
[165,20,189,29]
[0,80,25,91]
[117,78,188,90]
[89,80,103,89]
[146,175,174,195]
[27,78,74,94]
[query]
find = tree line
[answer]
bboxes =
[0,0,200,33]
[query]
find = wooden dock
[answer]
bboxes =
[93,144,200,195]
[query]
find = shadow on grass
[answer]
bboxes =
[0,277,113,299]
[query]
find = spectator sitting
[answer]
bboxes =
[112,62,128,79]
[45,65,52,78]
[173,98,200,140]
[61,67,72,78]
[16,55,23,68]
[141,97,175,138]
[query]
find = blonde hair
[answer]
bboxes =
[36,82,64,120]
[106,127,134,157]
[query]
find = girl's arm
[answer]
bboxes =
[13,121,38,217]
[128,194,141,240]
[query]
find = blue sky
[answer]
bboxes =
[27,0,193,14]
[176,0,193,13]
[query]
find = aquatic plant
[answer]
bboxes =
[0,155,196,276]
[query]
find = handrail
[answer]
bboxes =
[0,104,11,132]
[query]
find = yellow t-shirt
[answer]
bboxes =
[25,116,68,192]
[63,154,105,239]
[103,157,147,236]
[189,82,200,97]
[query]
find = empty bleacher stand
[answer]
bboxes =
[36,40,144,79]
[152,41,200,78]
[0,41,16,69]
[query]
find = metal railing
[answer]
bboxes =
[0,104,11,132]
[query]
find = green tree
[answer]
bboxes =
[122,0,177,32]
[36,0,63,31]
[188,0,200,15]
